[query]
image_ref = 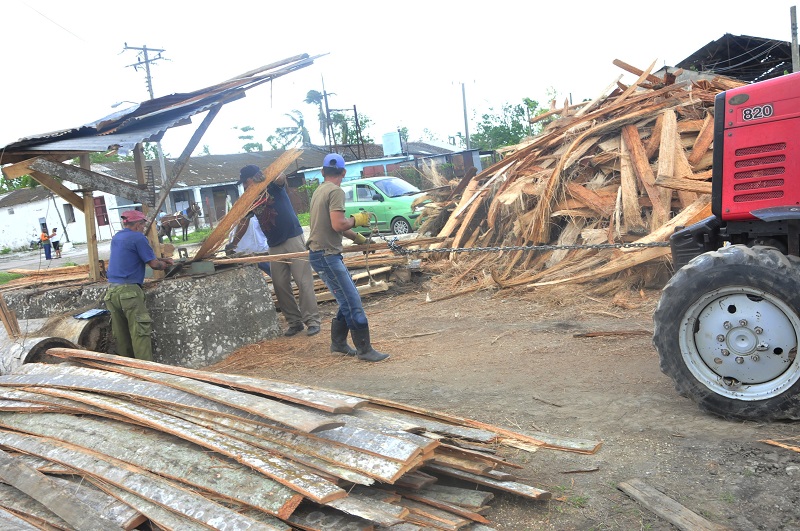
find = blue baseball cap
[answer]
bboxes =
[322,153,346,169]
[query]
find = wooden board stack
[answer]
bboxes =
[0,349,600,530]
[417,61,746,296]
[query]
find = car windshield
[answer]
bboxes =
[373,177,420,198]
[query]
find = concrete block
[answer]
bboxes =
[3,265,280,369]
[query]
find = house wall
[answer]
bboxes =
[0,187,122,250]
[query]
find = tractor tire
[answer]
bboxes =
[653,245,800,421]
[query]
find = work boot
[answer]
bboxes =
[330,317,356,356]
[351,327,389,362]
[284,323,304,337]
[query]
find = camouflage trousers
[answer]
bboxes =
[104,284,153,361]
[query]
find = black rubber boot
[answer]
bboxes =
[351,327,389,362]
[330,317,356,356]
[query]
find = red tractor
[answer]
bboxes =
[654,71,800,420]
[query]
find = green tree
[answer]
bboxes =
[0,174,37,193]
[304,90,327,143]
[469,98,546,150]
[234,125,263,152]
[272,110,312,148]
[330,110,373,145]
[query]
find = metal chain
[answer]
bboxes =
[378,234,671,256]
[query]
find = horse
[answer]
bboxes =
[158,203,202,242]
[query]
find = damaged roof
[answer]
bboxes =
[675,33,791,83]
[0,54,322,166]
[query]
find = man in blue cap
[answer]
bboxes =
[306,153,389,362]
[229,165,320,336]
[104,209,174,361]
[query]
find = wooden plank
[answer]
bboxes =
[688,113,715,166]
[286,504,374,531]
[566,182,614,216]
[397,498,471,528]
[84,477,214,531]
[362,406,499,443]
[0,411,303,519]
[314,425,426,463]
[618,478,731,531]
[0,448,120,531]
[621,124,670,227]
[47,348,364,413]
[654,176,712,194]
[49,476,146,530]
[31,170,85,213]
[156,405,398,485]
[0,506,40,530]
[612,59,662,84]
[327,495,409,527]
[399,493,490,524]
[415,484,494,510]
[28,387,347,504]
[0,429,278,530]
[70,361,343,433]
[29,158,153,205]
[424,464,551,501]
[0,294,20,339]
[0,482,78,531]
[6,364,291,426]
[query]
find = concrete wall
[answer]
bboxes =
[2,265,280,369]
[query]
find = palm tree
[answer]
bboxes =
[275,110,311,147]
[304,90,326,144]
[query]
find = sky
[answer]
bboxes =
[0,0,796,159]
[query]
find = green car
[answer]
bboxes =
[341,176,427,235]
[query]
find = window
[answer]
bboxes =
[342,185,354,202]
[356,185,376,202]
[94,197,109,226]
[63,204,75,223]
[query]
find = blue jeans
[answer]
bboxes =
[308,251,368,330]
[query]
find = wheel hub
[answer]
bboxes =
[694,293,796,385]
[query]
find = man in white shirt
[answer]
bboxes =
[228,216,271,275]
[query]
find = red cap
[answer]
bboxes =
[121,210,146,222]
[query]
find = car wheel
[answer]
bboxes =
[391,217,412,235]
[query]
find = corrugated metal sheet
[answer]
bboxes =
[0,54,322,166]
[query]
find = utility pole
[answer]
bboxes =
[792,6,800,72]
[123,43,174,214]
[461,82,471,150]
[321,76,335,149]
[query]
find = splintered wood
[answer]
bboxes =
[0,349,602,530]
[417,62,744,296]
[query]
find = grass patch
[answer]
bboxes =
[1,247,11,255]
[0,272,23,285]
[162,227,214,245]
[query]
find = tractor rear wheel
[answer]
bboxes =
[653,245,800,420]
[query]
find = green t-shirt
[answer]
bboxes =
[307,181,346,255]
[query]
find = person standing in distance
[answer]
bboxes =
[306,153,389,362]
[228,165,321,336]
[104,210,174,361]
[40,227,52,260]
[49,227,62,259]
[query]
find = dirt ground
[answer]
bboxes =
[212,276,800,531]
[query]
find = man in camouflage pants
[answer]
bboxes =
[104,210,173,360]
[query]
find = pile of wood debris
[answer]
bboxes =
[414,60,745,298]
[0,348,600,530]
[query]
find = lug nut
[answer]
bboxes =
[739,319,748,326]
[721,349,730,356]
[723,321,732,330]
[717,334,726,342]
[751,354,760,362]
[735,357,744,364]
[714,357,723,364]
[754,327,763,334]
